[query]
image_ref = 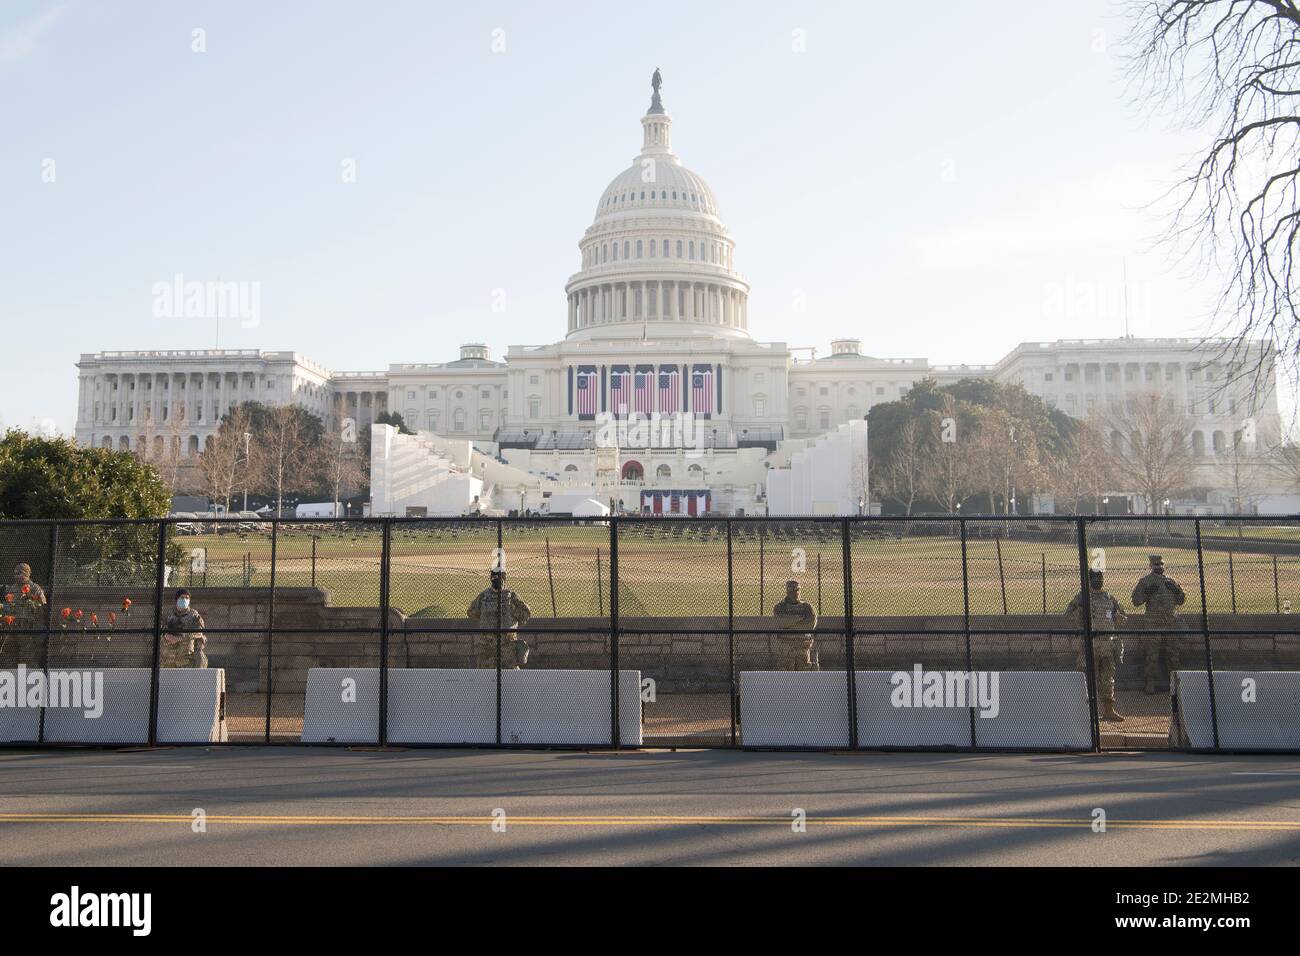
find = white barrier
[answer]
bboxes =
[300,668,381,743]
[1171,670,1300,749]
[738,672,849,748]
[0,668,226,744]
[970,671,1092,750]
[855,671,968,748]
[157,669,227,743]
[739,670,1093,750]
[302,667,644,745]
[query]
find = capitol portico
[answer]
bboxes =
[73,74,1293,516]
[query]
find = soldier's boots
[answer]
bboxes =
[1100,701,1124,722]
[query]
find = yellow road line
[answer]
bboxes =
[0,812,1297,831]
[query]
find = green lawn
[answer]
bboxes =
[162,525,1300,620]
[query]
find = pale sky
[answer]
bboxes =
[1,0,1269,435]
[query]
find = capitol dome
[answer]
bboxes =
[565,73,750,342]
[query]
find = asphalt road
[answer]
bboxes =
[0,747,1298,865]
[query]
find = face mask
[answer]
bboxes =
[177,598,190,611]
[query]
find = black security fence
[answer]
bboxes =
[1,515,1298,752]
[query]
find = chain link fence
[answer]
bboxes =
[1,515,1298,752]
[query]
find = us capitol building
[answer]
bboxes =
[74,75,1291,515]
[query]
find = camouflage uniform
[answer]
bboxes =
[467,587,532,669]
[1,572,48,667]
[1066,586,1126,720]
[772,594,818,671]
[160,607,207,668]
[1132,565,1187,693]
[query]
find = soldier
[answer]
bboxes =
[772,579,818,670]
[467,569,532,669]
[1132,554,1187,694]
[160,588,207,668]
[11,563,47,608]
[1066,570,1127,721]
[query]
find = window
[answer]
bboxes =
[689,241,695,259]
[676,240,682,257]
[623,241,630,258]
[753,396,767,416]
[528,398,540,419]
[662,239,669,257]
[656,464,671,477]
[818,410,831,430]
[453,409,466,432]
[407,390,415,400]
[1044,372,1054,382]
[479,410,492,430]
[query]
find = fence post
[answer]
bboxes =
[1274,555,1281,613]
[610,517,620,748]
[264,520,277,743]
[495,519,503,746]
[841,518,857,749]
[545,536,558,617]
[596,548,603,616]
[817,551,823,616]
[727,519,736,746]
[1194,520,1221,750]
[1228,552,1236,614]
[378,519,391,747]
[759,530,765,616]
[959,519,975,749]
[1041,553,1047,613]
[311,535,317,589]
[147,520,167,747]
[1074,517,1101,753]
[36,523,59,745]
[996,537,1008,614]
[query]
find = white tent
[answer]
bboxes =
[570,498,610,518]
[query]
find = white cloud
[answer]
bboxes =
[0,4,69,64]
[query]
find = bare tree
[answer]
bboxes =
[919,396,977,514]
[316,418,367,516]
[1127,1,1300,393]
[1047,411,1114,514]
[1107,393,1195,514]
[878,417,931,516]
[257,405,313,517]
[197,405,253,513]
[969,404,1044,515]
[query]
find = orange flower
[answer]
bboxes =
[109,611,117,625]
[3,615,13,626]
[4,593,12,604]
[21,584,30,595]
[61,607,71,619]
[91,613,98,625]
[122,598,132,610]
[73,609,83,620]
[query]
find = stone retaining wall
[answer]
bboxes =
[22,587,1300,696]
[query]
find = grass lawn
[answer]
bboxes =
[165,524,1300,619]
